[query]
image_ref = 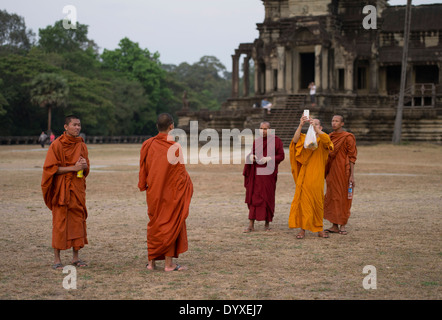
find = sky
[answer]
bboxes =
[2,0,441,71]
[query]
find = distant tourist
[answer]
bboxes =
[261,98,272,114]
[50,132,55,144]
[38,131,47,148]
[308,82,316,107]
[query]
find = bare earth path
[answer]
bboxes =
[0,143,440,300]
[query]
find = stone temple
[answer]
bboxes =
[177,0,442,145]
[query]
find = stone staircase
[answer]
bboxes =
[263,94,307,147]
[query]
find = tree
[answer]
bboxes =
[392,0,412,144]
[0,9,35,53]
[30,73,69,133]
[101,37,173,127]
[38,20,98,54]
[167,56,231,111]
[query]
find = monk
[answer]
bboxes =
[324,115,357,235]
[138,113,193,272]
[41,115,90,269]
[243,122,285,232]
[288,116,334,239]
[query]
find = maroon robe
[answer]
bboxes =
[243,135,285,222]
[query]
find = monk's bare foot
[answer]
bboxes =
[165,264,187,272]
[243,227,254,233]
[339,229,348,235]
[324,227,340,233]
[146,261,156,270]
[318,231,329,238]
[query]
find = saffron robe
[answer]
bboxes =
[243,135,285,222]
[288,133,333,232]
[41,132,89,250]
[324,131,357,225]
[138,133,193,261]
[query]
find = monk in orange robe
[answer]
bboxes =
[41,115,90,269]
[324,115,357,235]
[288,116,334,239]
[138,113,193,272]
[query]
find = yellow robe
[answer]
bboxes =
[288,133,334,232]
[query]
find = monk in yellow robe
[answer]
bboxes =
[288,116,334,239]
[138,113,193,272]
[324,115,357,235]
[41,115,90,269]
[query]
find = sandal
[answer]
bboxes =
[339,230,348,235]
[72,260,87,267]
[52,263,63,270]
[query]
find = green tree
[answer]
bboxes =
[101,37,172,113]
[166,56,231,111]
[0,9,35,54]
[38,20,97,54]
[30,73,69,133]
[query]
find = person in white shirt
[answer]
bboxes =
[308,82,316,107]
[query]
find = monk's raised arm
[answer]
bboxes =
[293,116,308,143]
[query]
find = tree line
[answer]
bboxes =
[0,9,234,136]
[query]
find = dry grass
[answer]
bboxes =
[0,142,440,300]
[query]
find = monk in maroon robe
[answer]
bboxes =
[243,122,285,232]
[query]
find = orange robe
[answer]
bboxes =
[288,133,333,232]
[138,133,193,261]
[324,131,357,225]
[41,132,89,250]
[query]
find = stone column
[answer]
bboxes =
[321,46,329,91]
[242,55,250,97]
[345,57,354,93]
[369,59,379,94]
[315,45,322,91]
[231,53,240,98]
[285,48,292,93]
[253,58,259,95]
[265,61,273,94]
[277,46,285,92]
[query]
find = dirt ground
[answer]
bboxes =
[0,142,440,301]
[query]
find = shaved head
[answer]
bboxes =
[331,115,345,132]
[260,121,270,128]
[65,115,80,125]
[156,113,174,132]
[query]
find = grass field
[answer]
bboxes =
[0,142,440,300]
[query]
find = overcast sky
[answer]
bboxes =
[2,0,440,71]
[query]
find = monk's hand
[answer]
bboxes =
[248,154,256,163]
[300,115,308,126]
[349,175,355,188]
[75,157,88,170]
[257,156,271,164]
